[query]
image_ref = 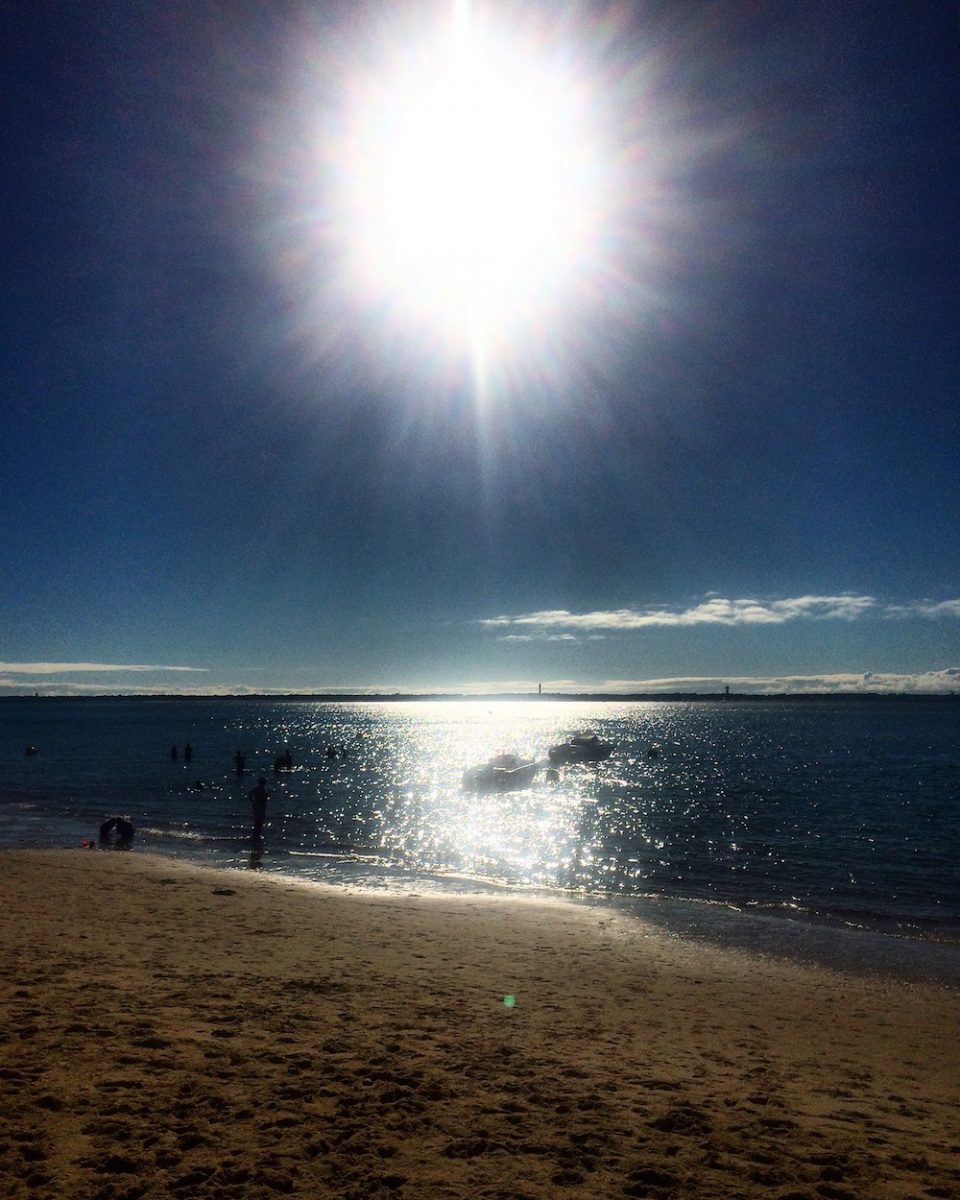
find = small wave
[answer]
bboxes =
[139,826,240,845]
[0,793,39,810]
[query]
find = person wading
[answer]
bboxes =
[248,776,269,841]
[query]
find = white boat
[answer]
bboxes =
[548,733,614,766]
[462,754,543,792]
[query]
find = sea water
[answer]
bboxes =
[2,697,958,982]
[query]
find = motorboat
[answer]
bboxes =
[548,733,614,767]
[462,754,544,792]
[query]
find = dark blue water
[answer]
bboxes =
[2,697,958,980]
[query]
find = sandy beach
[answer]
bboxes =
[2,850,958,1200]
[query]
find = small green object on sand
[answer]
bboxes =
[503,994,516,1008]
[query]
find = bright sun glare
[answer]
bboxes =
[334,1,608,372]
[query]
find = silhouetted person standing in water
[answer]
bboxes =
[184,743,192,763]
[249,776,269,841]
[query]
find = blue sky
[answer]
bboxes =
[2,0,958,695]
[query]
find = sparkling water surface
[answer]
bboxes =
[2,697,958,981]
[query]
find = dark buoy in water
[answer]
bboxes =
[25,744,38,756]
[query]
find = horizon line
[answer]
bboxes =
[2,690,958,702]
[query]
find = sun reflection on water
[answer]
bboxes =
[294,700,652,890]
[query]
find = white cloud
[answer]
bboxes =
[480,594,880,632]
[499,632,578,642]
[481,593,960,634]
[885,599,960,619]
[0,662,207,675]
[0,678,386,696]
[767,594,878,621]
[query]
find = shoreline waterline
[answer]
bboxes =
[9,843,959,989]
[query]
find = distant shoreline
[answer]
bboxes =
[2,691,958,703]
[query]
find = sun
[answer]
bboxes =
[264,1,680,399]
[331,1,609,369]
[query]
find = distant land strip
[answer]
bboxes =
[3,692,958,703]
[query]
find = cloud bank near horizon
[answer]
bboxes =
[590,668,960,695]
[3,669,957,697]
[481,594,960,636]
[0,662,207,675]
[453,670,958,694]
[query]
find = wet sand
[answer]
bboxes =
[2,849,958,1199]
